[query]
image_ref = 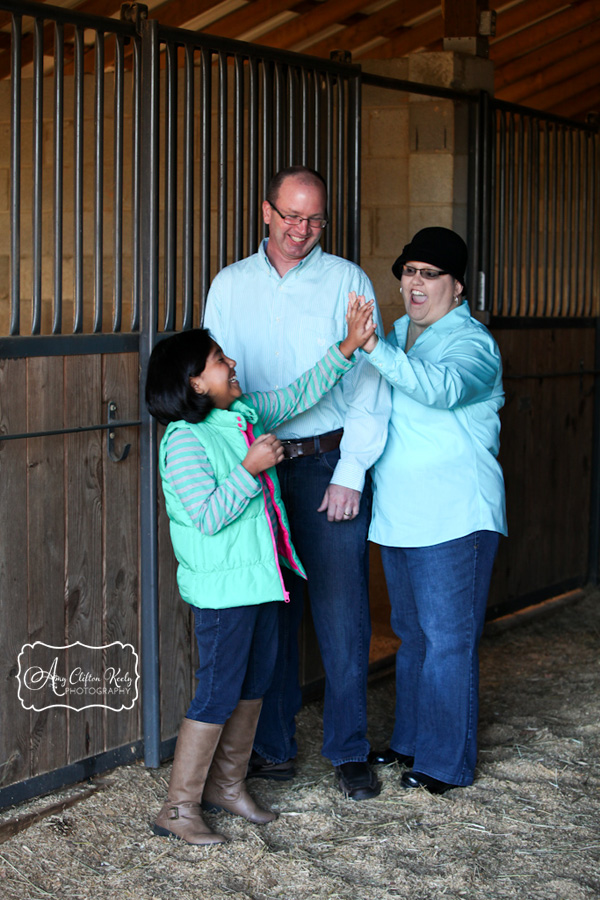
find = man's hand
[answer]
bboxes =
[317,484,361,522]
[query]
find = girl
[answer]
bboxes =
[145,299,375,845]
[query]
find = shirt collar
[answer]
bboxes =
[259,238,323,279]
[204,399,258,429]
[395,302,471,348]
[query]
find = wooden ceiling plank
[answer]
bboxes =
[496,33,600,102]
[518,65,600,110]
[203,0,302,38]
[253,0,376,50]
[442,0,487,38]
[356,12,444,60]
[551,84,600,117]
[494,18,600,90]
[492,0,572,43]
[306,0,437,58]
[490,0,600,66]
[147,0,225,29]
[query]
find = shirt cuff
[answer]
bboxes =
[235,462,263,496]
[329,458,366,493]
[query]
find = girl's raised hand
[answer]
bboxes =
[339,292,377,358]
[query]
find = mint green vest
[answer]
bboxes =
[159,399,306,609]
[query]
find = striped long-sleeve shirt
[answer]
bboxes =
[162,343,354,536]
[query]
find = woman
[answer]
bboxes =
[359,227,507,793]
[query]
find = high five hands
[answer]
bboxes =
[346,291,379,354]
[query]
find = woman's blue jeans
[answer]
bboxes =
[380,530,500,786]
[186,601,278,724]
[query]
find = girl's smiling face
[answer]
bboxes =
[189,343,241,409]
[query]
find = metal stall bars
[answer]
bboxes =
[135,10,362,767]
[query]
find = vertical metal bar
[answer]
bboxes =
[514,115,524,316]
[32,17,43,335]
[479,91,492,312]
[565,129,573,316]
[113,33,124,333]
[131,35,141,332]
[313,70,321,173]
[335,76,344,259]
[233,54,244,263]
[163,40,177,331]
[524,117,533,316]
[273,63,284,174]
[582,134,590,316]
[93,31,105,333]
[287,67,295,167]
[218,51,227,273]
[300,67,309,167]
[550,124,559,315]
[247,57,259,255]
[53,21,64,335]
[542,123,550,316]
[200,48,212,308]
[489,103,497,314]
[467,94,482,312]
[261,62,273,244]
[556,127,566,316]
[531,117,540,317]
[589,134,598,317]
[505,113,515,315]
[10,13,21,335]
[324,73,333,255]
[182,44,194,329]
[572,130,581,316]
[139,15,161,770]
[496,111,506,316]
[347,71,361,264]
[73,25,84,333]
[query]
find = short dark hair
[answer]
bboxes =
[145,329,216,425]
[265,166,327,207]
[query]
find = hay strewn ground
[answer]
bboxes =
[1,589,599,900]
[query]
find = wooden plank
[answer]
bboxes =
[490,0,600,67]
[0,359,30,790]
[64,355,104,764]
[442,0,486,38]
[257,0,376,51]
[552,84,600,119]
[494,20,600,93]
[362,14,444,60]
[102,353,140,750]
[26,357,69,778]
[522,65,600,113]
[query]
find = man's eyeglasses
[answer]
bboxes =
[269,202,328,230]
[402,265,449,280]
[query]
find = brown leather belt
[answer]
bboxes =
[281,428,343,460]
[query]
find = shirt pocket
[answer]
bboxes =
[300,314,339,352]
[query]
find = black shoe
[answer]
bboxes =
[368,747,414,767]
[335,761,381,801]
[401,770,454,794]
[246,750,295,781]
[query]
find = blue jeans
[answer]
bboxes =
[380,531,500,786]
[186,602,278,724]
[253,449,372,766]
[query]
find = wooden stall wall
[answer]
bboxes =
[490,322,595,613]
[0,351,140,792]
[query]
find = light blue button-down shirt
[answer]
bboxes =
[204,240,391,493]
[364,303,507,547]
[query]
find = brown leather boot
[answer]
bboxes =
[202,699,277,824]
[153,718,227,845]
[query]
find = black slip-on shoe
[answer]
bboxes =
[246,751,295,781]
[335,761,381,801]
[368,747,414,767]
[401,770,455,794]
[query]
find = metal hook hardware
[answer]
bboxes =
[107,401,131,463]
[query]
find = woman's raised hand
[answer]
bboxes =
[339,292,377,358]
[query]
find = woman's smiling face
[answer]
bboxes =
[189,343,242,410]
[401,261,462,333]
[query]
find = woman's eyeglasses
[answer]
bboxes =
[269,202,328,229]
[402,265,449,280]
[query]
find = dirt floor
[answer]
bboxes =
[1,588,599,900]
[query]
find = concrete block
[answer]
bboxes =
[370,205,410,260]
[0,168,8,212]
[409,154,454,205]
[366,107,409,158]
[362,157,408,207]
[408,205,454,235]
[0,255,9,300]
[409,100,454,152]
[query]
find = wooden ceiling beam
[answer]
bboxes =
[490,0,600,66]
[495,18,600,91]
[491,0,572,44]
[442,0,487,37]
[251,0,374,51]
[518,66,600,111]
[496,34,600,103]
[203,0,301,39]
[146,0,222,29]
[551,84,600,118]
[302,0,437,58]
[355,12,444,60]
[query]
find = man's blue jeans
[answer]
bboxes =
[380,531,500,786]
[253,449,372,766]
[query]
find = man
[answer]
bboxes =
[203,166,390,800]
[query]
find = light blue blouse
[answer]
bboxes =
[364,303,507,548]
